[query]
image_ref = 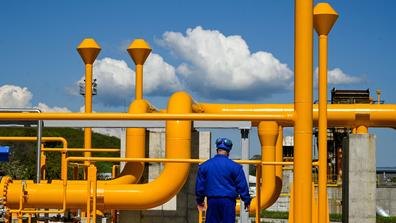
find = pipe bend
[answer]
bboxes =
[5,92,194,210]
[269,126,283,205]
[105,99,150,185]
[95,91,194,209]
[237,121,279,212]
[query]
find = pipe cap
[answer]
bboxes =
[314,3,338,36]
[77,38,101,64]
[127,39,152,65]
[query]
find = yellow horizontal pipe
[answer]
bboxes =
[2,104,396,128]
[0,111,293,121]
[200,104,396,128]
[66,157,293,165]
[0,137,67,146]
[42,148,120,152]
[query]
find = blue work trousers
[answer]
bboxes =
[206,197,236,223]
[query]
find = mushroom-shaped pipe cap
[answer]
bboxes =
[314,3,339,36]
[77,38,101,64]
[127,39,152,65]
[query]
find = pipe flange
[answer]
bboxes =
[0,176,12,220]
[0,176,12,205]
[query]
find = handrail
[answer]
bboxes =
[65,157,294,165]
[42,148,120,152]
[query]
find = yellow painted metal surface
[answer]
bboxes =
[0,3,393,220]
[127,39,152,100]
[294,0,313,222]
[77,38,101,168]
[109,99,150,185]
[253,121,278,210]
[269,126,284,204]
[314,3,338,223]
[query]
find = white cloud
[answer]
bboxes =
[159,26,293,99]
[37,102,71,112]
[77,56,182,107]
[0,84,72,113]
[92,128,121,138]
[315,67,364,85]
[0,85,32,108]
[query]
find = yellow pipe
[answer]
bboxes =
[318,34,329,223]
[237,121,279,212]
[0,137,68,179]
[356,125,368,134]
[5,91,193,210]
[135,64,143,100]
[255,163,262,223]
[42,148,120,152]
[110,99,150,185]
[294,0,313,222]
[127,39,152,100]
[84,62,93,167]
[269,126,283,204]
[40,144,46,180]
[314,4,338,221]
[4,158,295,209]
[199,103,396,128]
[0,111,293,122]
[77,38,101,168]
[2,104,396,127]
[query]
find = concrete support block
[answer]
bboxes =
[119,130,211,223]
[344,134,376,223]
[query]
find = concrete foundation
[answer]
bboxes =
[343,134,376,223]
[377,187,396,216]
[119,129,210,223]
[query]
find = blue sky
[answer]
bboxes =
[0,1,395,166]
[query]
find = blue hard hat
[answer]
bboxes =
[215,137,233,152]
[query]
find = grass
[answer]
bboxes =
[259,211,396,223]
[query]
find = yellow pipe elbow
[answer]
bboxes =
[106,99,149,185]
[236,121,279,212]
[5,92,193,210]
[97,92,193,209]
[269,126,283,205]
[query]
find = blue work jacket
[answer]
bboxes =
[195,154,251,205]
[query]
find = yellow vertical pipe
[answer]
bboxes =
[89,165,97,223]
[61,151,67,180]
[119,100,148,183]
[237,121,278,212]
[77,38,101,169]
[318,34,328,223]
[84,63,93,167]
[313,4,338,221]
[294,0,313,222]
[40,144,46,180]
[127,39,151,100]
[269,126,283,204]
[356,125,368,134]
[135,64,143,100]
[86,184,90,223]
[255,163,262,223]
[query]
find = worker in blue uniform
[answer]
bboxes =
[195,137,251,223]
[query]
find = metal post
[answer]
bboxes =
[36,120,43,183]
[120,128,126,170]
[294,0,313,222]
[240,128,250,223]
